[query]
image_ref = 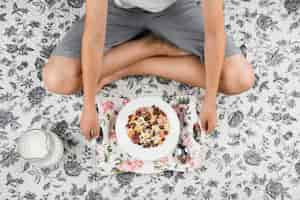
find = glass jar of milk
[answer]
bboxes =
[16,129,64,168]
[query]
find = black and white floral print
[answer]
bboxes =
[0,0,300,199]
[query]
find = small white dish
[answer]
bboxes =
[115,96,180,161]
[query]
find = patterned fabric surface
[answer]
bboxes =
[95,96,209,174]
[0,0,300,199]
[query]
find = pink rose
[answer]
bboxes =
[158,157,169,165]
[122,99,130,105]
[182,135,193,148]
[100,101,114,113]
[109,130,117,141]
[116,162,132,171]
[132,160,144,168]
[116,160,144,172]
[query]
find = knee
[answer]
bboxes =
[42,62,79,95]
[223,63,256,95]
[238,63,256,91]
[42,64,64,94]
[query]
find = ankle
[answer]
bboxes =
[139,36,165,56]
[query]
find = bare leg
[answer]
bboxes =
[101,35,189,78]
[43,34,254,95]
[98,54,255,95]
[43,35,189,94]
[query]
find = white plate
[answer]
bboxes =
[115,96,180,161]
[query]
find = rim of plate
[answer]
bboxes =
[115,96,180,161]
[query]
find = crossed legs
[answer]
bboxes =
[43,36,255,96]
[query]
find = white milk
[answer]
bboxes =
[16,129,64,168]
[17,129,49,159]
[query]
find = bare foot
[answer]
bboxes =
[97,78,109,92]
[141,34,191,57]
[97,75,117,92]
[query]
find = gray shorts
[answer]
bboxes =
[51,0,241,64]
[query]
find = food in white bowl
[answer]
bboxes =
[126,105,169,148]
[116,96,180,161]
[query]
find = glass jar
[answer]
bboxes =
[16,129,64,168]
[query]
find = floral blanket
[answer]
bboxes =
[1,0,300,199]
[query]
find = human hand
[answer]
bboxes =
[80,104,100,141]
[199,97,217,134]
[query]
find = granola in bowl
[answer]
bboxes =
[126,105,169,148]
